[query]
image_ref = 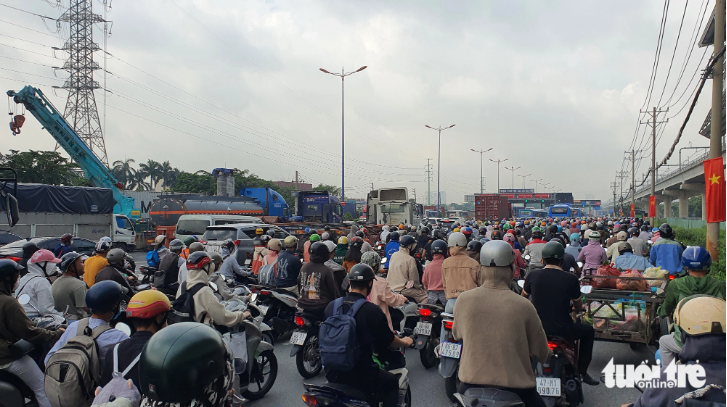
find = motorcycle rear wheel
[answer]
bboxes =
[444,366,460,402]
[296,334,322,379]
[242,350,278,400]
[419,338,438,369]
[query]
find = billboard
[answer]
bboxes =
[499,189,534,193]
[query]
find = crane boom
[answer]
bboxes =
[7,86,135,217]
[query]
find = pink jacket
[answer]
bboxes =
[422,254,445,291]
[369,276,407,330]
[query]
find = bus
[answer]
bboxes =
[548,203,572,218]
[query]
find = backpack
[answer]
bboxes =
[145,249,161,268]
[167,282,206,325]
[44,318,111,407]
[258,259,278,286]
[318,297,366,372]
[154,252,180,290]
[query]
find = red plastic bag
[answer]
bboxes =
[616,269,648,291]
[592,265,620,289]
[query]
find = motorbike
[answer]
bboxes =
[413,303,444,369]
[0,339,39,407]
[249,285,299,341]
[453,387,525,407]
[437,311,461,402]
[533,336,583,407]
[289,310,323,379]
[138,265,157,285]
[390,302,419,336]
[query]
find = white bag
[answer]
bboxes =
[222,331,248,374]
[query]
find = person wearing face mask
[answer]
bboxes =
[95,248,135,302]
[14,249,63,319]
[52,252,89,321]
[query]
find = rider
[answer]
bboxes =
[453,241,550,407]
[342,237,364,272]
[52,252,89,320]
[379,225,390,243]
[504,233,526,278]
[606,231,628,262]
[649,223,684,274]
[565,232,582,260]
[303,233,320,263]
[422,239,447,305]
[53,233,74,258]
[577,231,607,276]
[18,241,39,276]
[177,241,205,287]
[362,251,407,330]
[155,238,185,295]
[323,240,347,290]
[521,241,598,386]
[100,289,171,389]
[416,227,431,256]
[334,236,349,265]
[627,227,647,257]
[466,240,482,261]
[613,242,651,272]
[14,249,63,319]
[95,248,135,301]
[275,236,302,291]
[218,239,252,284]
[522,227,547,274]
[386,235,427,303]
[441,232,482,315]
[84,237,111,288]
[298,242,342,321]
[0,259,64,407]
[657,246,725,367]
[324,264,414,407]
[383,231,400,269]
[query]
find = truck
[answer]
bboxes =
[0,183,136,250]
[365,187,421,226]
[295,191,343,223]
[474,194,512,220]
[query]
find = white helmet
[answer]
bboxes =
[480,240,515,267]
[448,232,467,248]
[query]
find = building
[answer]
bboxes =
[464,194,475,203]
[274,181,313,191]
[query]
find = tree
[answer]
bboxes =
[172,172,216,195]
[112,158,136,188]
[0,150,86,185]
[138,159,161,189]
[130,171,151,191]
[313,184,341,197]
[688,195,702,218]
[159,161,181,190]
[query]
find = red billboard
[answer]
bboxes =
[517,194,533,198]
[533,193,551,199]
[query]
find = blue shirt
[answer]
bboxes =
[614,252,652,271]
[45,317,129,365]
[384,242,400,268]
[649,239,684,274]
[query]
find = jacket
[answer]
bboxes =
[369,276,406,330]
[452,266,549,389]
[0,283,63,365]
[658,275,726,318]
[614,252,651,272]
[297,261,341,310]
[564,243,582,260]
[95,264,134,301]
[441,248,482,300]
[83,254,108,288]
[523,239,547,266]
[384,241,399,268]
[627,237,647,257]
[422,254,445,291]
[303,240,312,263]
[178,268,247,327]
[577,241,607,270]
[333,245,347,265]
[649,239,684,274]
[606,241,624,262]
[13,262,62,319]
[275,250,302,288]
[386,247,422,293]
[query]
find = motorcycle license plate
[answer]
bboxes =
[289,331,307,345]
[439,342,462,359]
[536,377,561,397]
[258,305,269,315]
[414,322,432,336]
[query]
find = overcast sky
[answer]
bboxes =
[0,0,717,203]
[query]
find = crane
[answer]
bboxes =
[7,86,135,217]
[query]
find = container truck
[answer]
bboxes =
[474,194,512,220]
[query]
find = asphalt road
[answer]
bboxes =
[130,253,653,407]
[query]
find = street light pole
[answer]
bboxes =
[426,124,455,216]
[489,158,508,193]
[320,65,367,202]
[504,166,521,189]
[532,178,543,193]
[518,174,531,190]
[470,148,493,194]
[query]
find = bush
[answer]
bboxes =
[671,226,726,281]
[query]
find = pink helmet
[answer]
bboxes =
[560,220,567,227]
[503,232,515,242]
[30,249,61,264]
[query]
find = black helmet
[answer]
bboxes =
[491,230,503,240]
[432,230,443,240]
[187,251,212,272]
[619,224,629,231]
[628,227,639,236]
[60,233,73,243]
[658,223,674,239]
[467,240,483,253]
[266,229,276,237]
[21,242,39,257]
[348,263,376,282]
[140,322,229,403]
[222,239,235,252]
[531,229,543,239]
[355,230,365,238]
[431,240,447,255]
[86,281,124,313]
[421,227,430,235]
[400,235,416,248]
[389,231,400,242]
[324,225,331,231]
[541,241,565,260]
[59,251,83,274]
[309,241,329,262]
[0,259,22,278]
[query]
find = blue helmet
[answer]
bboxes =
[652,227,659,233]
[86,280,124,313]
[681,246,711,270]
[304,227,311,234]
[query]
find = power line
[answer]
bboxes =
[655,0,690,108]
[0,18,58,37]
[0,3,56,20]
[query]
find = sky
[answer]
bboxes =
[0,0,718,204]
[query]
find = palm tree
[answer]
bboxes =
[112,158,136,188]
[138,159,161,189]
[132,171,151,191]
[159,161,174,190]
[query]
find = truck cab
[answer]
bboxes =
[366,187,421,226]
[112,214,136,251]
[296,191,343,223]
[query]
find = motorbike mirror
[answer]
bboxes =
[18,294,30,305]
[580,285,593,294]
[209,282,218,292]
[577,261,583,268]
[115,322,132,336]
[517,280,525,288]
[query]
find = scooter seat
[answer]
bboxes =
[0,370,35,402]
[306,383,369,402]
[460,387,525,407]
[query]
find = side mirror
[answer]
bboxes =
[18,293,30,305]
[517,280,525,288]
[115,322,132,336]
[580,285,593,294]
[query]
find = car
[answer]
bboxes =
[0,236,98,262]
[0,231,22,248]
[202,223,289,267]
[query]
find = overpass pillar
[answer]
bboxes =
[663,198,672,218]
[678,191,689,218]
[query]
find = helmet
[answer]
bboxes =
[431,240,447,255]
[127,290,171,319]
[320,232,330,241]
[284,235,299,248]
[628,227,639,236]
[398,224,405,230]
[360,227,367,235]
[617,242,632,254]
[61,233,73,243]
[658,223,674,239]
[86,281,124,313]
[491,230,503,240]
[324,225,331,231]
[266,229,276,237]
[570,232,580,242]
[337,236,348,245]
[467,240,483,253]
[619,224,629,231]
[187,251,212,271]
[617,231,628,241]
[255,228,264,235]
[674,295,725,336]
[682,246,712,270]
[309,241,330,259]
[421,227,429,234]
[304,227,311,234]
[503,232,515,242]
[389,231,400,242]
[155,235,166,245]
[209,252,223,265]
[462,227,473,235]
[267,239,282,252]
[30,249,61,264]
[309,233,321,242]
[541,241,565,260]
[607,221,614,226]
[106,248,126,265]
[188,242,205,254]
[480,240,515,267]
[349,236,364,248]
[452,228,461,233]
[652,227,659,233]
[59,251,83,274]
[348,263,376,282]
[183,236,199,247]
[360,251,381,271]
[0,259,23,278]
[140,322,229,403]
[169,239,185,251]
[355,230,365,238]
[222,239,236,252]
[323,240,337,253]
[399,235,416,248]
[260,235,272,244]
[410,225,417,231]
[21,242,39,257]
[588,231,601,240]
[448,232,467,247]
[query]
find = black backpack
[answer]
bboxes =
[154,252,180,290]
[167,282,206,325]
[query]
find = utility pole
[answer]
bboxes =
[425,159,433,205]
[610,181,618,215]
[518,174,530,190]
[616,171,628,215]
[295,171,299,191]
[625,150,640,217]
[413,188,417,203]
[504,166,521,189]
[707,0,725,262]
[640,107,669,223]
[489,158,508,193]
[426,124,456,217]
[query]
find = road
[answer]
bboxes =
[130,252,653,406]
